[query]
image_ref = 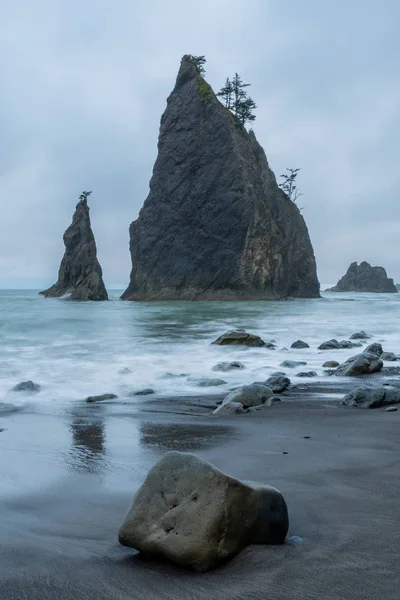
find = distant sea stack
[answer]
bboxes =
[121,56,320,301]
[40,193,108,301]
[327,261,397,293]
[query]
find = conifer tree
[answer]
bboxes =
[216,77,234,109]
[218,72,256,125]
[188,55,206,76]
[279,169,302,203]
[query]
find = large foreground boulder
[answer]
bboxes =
[121,55,320,301]
[40,194,108,301]
[342,386,400,408]
[118,451,289,571]
[327,261,397,293]
[335,352,383,376]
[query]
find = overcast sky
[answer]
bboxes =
[0,0,399,288]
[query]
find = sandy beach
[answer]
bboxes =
[0,393,399,600]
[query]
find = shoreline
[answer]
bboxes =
[1,389,399,599]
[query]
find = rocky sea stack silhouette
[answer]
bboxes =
[121,55,320,301]
[40,195,108,301]
[327,261,397,293]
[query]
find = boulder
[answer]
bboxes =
[342,386,400,408]
[119,367,132,375]
[265,375,290,393]
[335,352,383,377]
[365,342,383,356]
[194,378,226,388]
[318,339,342,350]
[213,402,246,416]
[380,352,396,361]
[295,371,317,378]
[327,261,397,293]
[86,393,118,403]
[11,380,41,393]
[350,331,370,340]
[322,360,339,368]
[280,360,307,369]
[118,451,289,571]
[40,194,108,301]
[130,389,155,396]
[221,383,273,409]
[120,55,320,301]
[290,340,309,349]
[212,361,245,372]
[339,340,362,349]
[211,330,266,347]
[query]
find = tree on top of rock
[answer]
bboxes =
[187,55,206,76]
[217,73,256,126]
[279,169,302,204]
[79,190,92,202]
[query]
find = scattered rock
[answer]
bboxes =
[365,342,383,356]
[303,436,311,439]
[39,194,108,301]
[339,340,363,349]
[213,402,246,416]
[280,360,307,369]
[86,393,118,403]
[322,360,340,368]
[11,380,41,393]
[290,340,310,349]
[342,386,400,408]
[195,378,226,388]
[118,451,289,571]
[318,339,361,350]
[335,352,383,377]
[350,331,370,340]
[380,352,396,361]
[118,367,132,375]
[295,371,317,378]
[386,406,398,412]
[212,361,245,372]
[130,388,155,396]
[221,383,273,409]
[211,330,266,347]
[327,261,397,293]
[271,371,286,377]
[265,375,290,393]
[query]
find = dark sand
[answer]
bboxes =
[0,394,399,600]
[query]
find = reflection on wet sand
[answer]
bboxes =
[139,421,233,453]
[67,408,107,476]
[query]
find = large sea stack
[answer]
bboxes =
[121,56,320,301]
[40,195,108,301]
[328,261,397,293]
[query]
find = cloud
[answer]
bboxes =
[0,0,399,287]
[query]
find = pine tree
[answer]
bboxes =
[279,169,302,203]
[79,191,92,202]
[188,55,206,76]
[236,96,257,125]
[217,77,234,109]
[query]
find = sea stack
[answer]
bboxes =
[327,262,397,293]
[121,56,320,301]
[40,193,108,301]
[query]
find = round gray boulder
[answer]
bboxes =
[350,331,370,340]
[213,402,246,416]
[118,451,289,571]
[212,330,265,347]
[342,386,400,408]
[322,360,340,368]
[380,352,396,361]
[11,380,41,393]
[290,340,309,349]
[265,375,290,393]
[335,352,383,377]
[212,361,245,372]
[365,342,383,356]
[221,383,273,409]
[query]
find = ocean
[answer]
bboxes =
[1,288,399,410]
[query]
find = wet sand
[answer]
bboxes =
[0,396,399,600]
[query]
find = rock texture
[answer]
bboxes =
[121,56,320,301]
[327,262,397,293]
[40,197,108,301]
[118,451,289,571]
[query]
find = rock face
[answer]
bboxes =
[118,451,289,571]
[328,262,397,293]
[40,197,108,301]
[121,56,320,301]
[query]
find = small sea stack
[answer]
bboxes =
[327,261,397,293]
[40,192,108,301]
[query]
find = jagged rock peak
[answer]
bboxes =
[40,195,108,301]
[121,55,320,301]
[327,261,397,293]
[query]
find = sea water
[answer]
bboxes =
[0,288,399,409]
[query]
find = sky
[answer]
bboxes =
[0,0,399,288]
